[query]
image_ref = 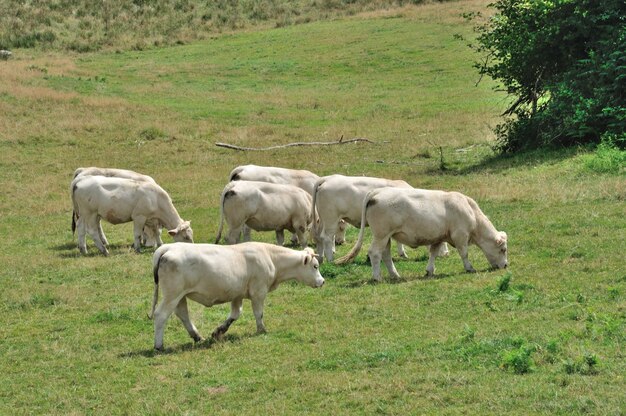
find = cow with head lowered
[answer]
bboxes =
[215,180,313,248]
[336,187,508,280]
[71,175,193,256]
[149,242,325,350]
[229,164,347,245]
[72,167,163,247]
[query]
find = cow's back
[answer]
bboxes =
[156,243,275,303]
[230,165,319,195]
[317,175,410,225]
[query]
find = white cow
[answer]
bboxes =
[336,187,508,280]
[72,167,162,247]
[149,242,325,350]
[73,167,157,183]
[71,175,193,255]
[229,164,347,245]
[311,174,415,262]
[215,181,313,248]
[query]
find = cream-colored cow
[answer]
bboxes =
[71,175,192,255]
[336,187,508,280]
[149,242,325,350]
[72,167,162,246]
[311,175,414,262]
[229,165,347,245]
[215,181,313,248]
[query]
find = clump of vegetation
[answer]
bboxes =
[563,352,600,375]
[500,343,535,374]
[582,135,626,174]
[139,127,167,141]
[469,0,625,152]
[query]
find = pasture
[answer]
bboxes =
[0,0,624,414]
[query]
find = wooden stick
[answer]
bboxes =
[215,137,375,151]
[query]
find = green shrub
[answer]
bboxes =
[471,0,626,151]
[500,344,535,374]
[582,135,626,174]
[563,352,600,375]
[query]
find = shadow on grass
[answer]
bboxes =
[120,332,255,358]
[455,146,582,175]
[52,242,156,258]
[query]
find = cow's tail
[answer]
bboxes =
[70,181,80,235]
[149,247,167,319]
[335,189,374,265]
[228,166,244,182]
[310,177,325,240]
[214,183,233,244]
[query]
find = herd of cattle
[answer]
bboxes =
[70,165,508,350]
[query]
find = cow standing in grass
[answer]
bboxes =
[149,242,325,350]
[336,187,508,280]
[71,175,193,255]
[215,180,313,248]
[229,164,347,245]
[72,167,163,246]
[311,174,417,262]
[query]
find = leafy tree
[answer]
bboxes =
[471,0,625,151]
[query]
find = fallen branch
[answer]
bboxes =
[215,136,375,151]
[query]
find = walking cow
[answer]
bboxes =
[149,242,325,350]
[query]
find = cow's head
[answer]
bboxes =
[482,231,508,269]
[299,247,325,288]
[168,221,194,243]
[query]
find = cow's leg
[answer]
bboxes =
[367,238,386,282]
[290,232,299,246]
[450,232,475,273]
[174,297,202,343]
[86,214,108,256]
[212,298,243,339]
[382,239,400,279]
[132,219,146,253]
[242,225,252,242]
[155,226,164,247]
[320,222,338,262]
[153,298,179,350]
[275,229,285,246]
[457,243,475,273]
[97,219,109,246]
[77,217,88,254]
[334,220,346,245]
[227,224,243,245]
[295,226,308,249]
[251,296,267,334]
[426,245,438,276]
[396,242,408,258]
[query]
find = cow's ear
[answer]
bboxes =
[495,232,507,246]
[168,229,178,237]
[314,254,323,264]
[303,254,310,265]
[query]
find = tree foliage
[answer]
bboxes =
[472,0,625,151]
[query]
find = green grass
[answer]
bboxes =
[1,1,625,414]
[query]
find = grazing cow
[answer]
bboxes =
[229,164,347,245]
[215,181,313,248]
[73,167,157,183]
[336,187,508,280]
[72,167,162,247]
[71,175,193,255]
[311,174,416,262]
[149,242,325,350]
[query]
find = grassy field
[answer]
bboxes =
[1,0,625,414]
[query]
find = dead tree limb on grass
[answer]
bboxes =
[215,136,375,151]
